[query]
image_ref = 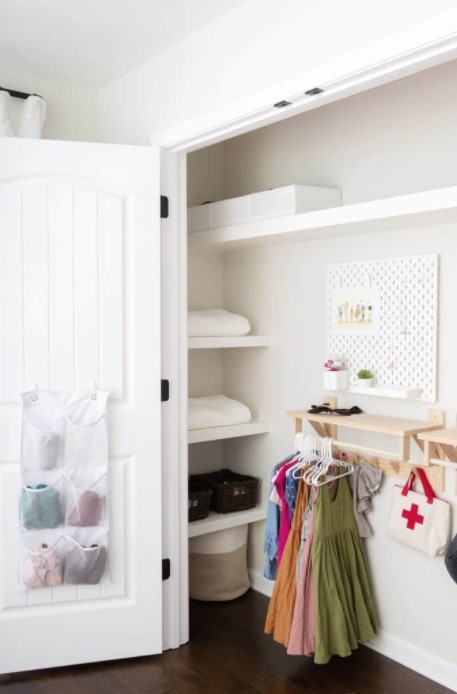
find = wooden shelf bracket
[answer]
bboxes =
[418,417,457,494]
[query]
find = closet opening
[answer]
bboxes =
[178,55,457,688]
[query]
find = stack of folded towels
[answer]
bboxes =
[189,309,253,429]
[188,394,252,430]
[188,309,251,337]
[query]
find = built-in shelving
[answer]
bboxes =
[188,335,272,349]
[188,421,270,444]
[188,185,457,250]
[188,506,267,538]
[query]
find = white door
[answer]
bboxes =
[0,138,163,673]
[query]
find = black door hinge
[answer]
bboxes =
[161,379,170,402]
[162,558,171,581]
[160,195,169,218]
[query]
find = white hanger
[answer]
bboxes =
[312,438,354,487]
[300,436,326,484]
[291,434,320,479]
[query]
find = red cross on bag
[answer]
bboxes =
[401,503,424,530]
[387,467,451,556]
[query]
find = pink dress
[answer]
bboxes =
[287,503,316,656]
[274,461,295,566]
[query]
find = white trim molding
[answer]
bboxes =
[152,8,457,153]
[249,569,274,598]
[368,631,457,693]
[249,570,457,692]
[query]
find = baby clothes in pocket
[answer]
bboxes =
[22,540,63,589]
[64,529,108,585]
[20,473,64,529]
[66,470,106,527]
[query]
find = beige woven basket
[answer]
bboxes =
[189,524,249,601]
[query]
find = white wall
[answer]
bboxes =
[97,0,457,144]
[0,62,98,142]
[190,58,457,206]
[187,58,457,688]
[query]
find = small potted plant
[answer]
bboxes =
[323,359,348,391]
[355,369,374,387]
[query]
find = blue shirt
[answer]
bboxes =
[263,455,295,580]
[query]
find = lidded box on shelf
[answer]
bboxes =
[188,184,342,233]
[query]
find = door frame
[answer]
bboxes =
[159,15,457,649]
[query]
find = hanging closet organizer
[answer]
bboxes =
[19,389,109,590]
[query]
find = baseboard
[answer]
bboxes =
[249,569,273,597]
[366,631,457,693]
[249,569,457,692]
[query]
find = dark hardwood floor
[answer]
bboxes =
[0,590,453,693]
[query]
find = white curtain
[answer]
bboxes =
[0,91,47,138]
[0,91,15,137]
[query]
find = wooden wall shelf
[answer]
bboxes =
[288,397,446,489]
[419,422,457,493]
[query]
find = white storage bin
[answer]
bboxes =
[250,185,341,220]
[210,195,251,228]
[187,184,341,233]
[188,204,211,233]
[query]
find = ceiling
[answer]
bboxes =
[0,0,245,87]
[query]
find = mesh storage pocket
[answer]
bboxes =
[21,533,63,589]
[20,472,64,529]
[63,529,108,585]
[22,410,65,471]
[62,393,108,469]
[66,470,106,527]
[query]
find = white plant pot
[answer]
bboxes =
[354,377,373,387]
[323,370,348,391]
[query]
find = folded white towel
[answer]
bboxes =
[188,395,252,430]
[188,309,251,337]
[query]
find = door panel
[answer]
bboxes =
[0,138,162,673]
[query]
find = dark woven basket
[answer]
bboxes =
[191,469,258,514]
[188,479,213,522]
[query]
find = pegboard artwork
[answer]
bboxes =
[327,254,438,401]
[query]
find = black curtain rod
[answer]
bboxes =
[0,86,42,100]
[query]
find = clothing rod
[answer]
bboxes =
[332,439,401,461]
[0,86,42,100]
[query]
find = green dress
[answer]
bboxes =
[312,476,378,664]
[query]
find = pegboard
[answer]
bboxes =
[327,254,438,401]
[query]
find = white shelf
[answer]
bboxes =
[188,185,457,249]
[188,421,270,444]
[348,385,422,399]
[188,506,267,538]
[188,335,272,349]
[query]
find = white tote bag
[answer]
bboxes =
[388,468,450,557]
